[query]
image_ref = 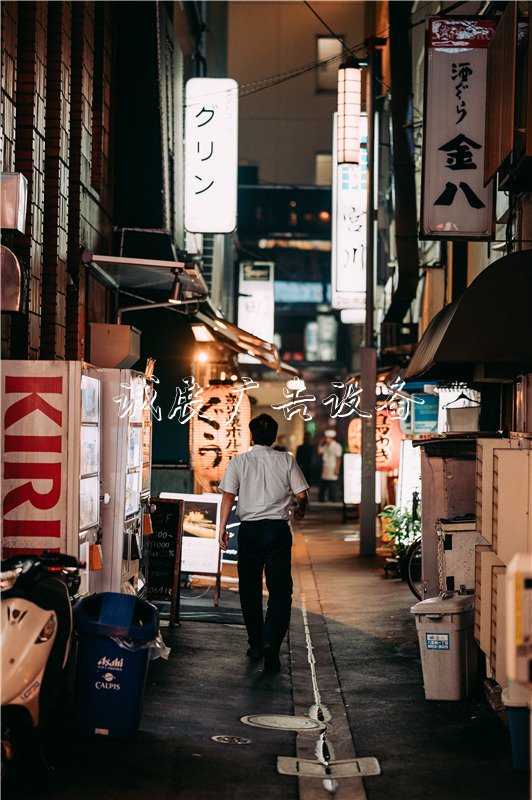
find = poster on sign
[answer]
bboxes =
[159,492,222,575]
[421,17,495,239]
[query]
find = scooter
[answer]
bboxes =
[1,551,83,786]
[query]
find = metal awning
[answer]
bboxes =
[85,253,208,296]
[85,251,297,375]
[403,250,532,381]
[194,310,298,376]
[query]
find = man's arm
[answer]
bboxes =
[219,491,236,551]
[335,442,342,476]
[293,489,308,521]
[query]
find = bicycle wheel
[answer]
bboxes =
[405,538,422,600]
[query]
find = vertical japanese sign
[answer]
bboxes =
[331,113,367,310]
[189,382,253,493]
[185,78,238,234]
[421,17,496,239]
[237,261,275,364]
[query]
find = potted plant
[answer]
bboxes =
[378,504,421,580]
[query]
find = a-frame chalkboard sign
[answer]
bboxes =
[147,498,184,627]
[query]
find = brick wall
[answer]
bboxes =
[41,0,71,359]
[0,1,18,357]
[1,0,114,362]
[12,1,48,359]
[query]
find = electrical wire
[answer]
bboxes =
[236,0,471,106]
[410,1,467,28]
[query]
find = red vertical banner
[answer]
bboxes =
[2,363,68,556]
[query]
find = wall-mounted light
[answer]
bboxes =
[168,269,184,304]
[337,58,361,165]
[196,350,209,363]
[191,324,214,342]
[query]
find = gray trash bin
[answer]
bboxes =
[411,593,477,700]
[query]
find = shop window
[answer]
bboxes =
[316,36,344,92]
[315,153,332,186]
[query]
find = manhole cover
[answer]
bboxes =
[211,735,253,745]
[277,756,381,778]
[241,714,327,732]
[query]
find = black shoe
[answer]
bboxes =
[246,647,263,660]
[263,646,281,672]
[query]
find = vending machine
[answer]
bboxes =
[99,369,152,593]
[1,360,103,595]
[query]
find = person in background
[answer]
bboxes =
[218,414,308,672]
[273,434,288,452]
[296,431,317,486]
[317,429,342,502]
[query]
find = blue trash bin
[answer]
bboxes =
[73,592,158,738]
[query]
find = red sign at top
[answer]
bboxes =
[428,17,496,49]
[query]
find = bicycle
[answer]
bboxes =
[404,537,422,600]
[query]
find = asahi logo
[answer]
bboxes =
[97,656,123,670]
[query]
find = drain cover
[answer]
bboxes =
[241,714,327,732]
[212,735,253,745]
[277,756,381,778]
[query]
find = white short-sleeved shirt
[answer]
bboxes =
[219,445,309,521]
[319,440,343,480]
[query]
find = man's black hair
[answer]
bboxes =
[249,413,278,446]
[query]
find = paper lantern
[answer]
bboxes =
[375,407,403,472]
[348,417,362,454]
[190,382,251,492]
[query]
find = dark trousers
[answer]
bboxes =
[237,519,293,653]
[319,478,338,502]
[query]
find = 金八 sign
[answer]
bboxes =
[421,17,495,239]
[185,78,238,233]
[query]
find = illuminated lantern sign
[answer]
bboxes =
[190,383,251,492]
[348,417,362,454]
[349,409,402,470]
[375,407,403,472]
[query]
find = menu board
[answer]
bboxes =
[147,499,184,626]
[159,492,222,575]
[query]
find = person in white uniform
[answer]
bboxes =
[317,429,343,502]
[219,414,309,672]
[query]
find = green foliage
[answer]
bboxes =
[378,504,421,558]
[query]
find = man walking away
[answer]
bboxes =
[219,414,309,672]
[317,429,342,502]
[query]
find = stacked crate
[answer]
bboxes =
[474,439,532,688]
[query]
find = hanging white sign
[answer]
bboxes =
[421,17,495,239]
[185,78,238,234]
[343,453,381,505]
[331,113,367,310]
[237,261,275,364]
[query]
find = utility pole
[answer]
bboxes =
[359,39,383,557]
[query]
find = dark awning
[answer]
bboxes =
[193,309,299,376]
[403,250,532,381]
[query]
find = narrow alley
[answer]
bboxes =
[19,507,527,800]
